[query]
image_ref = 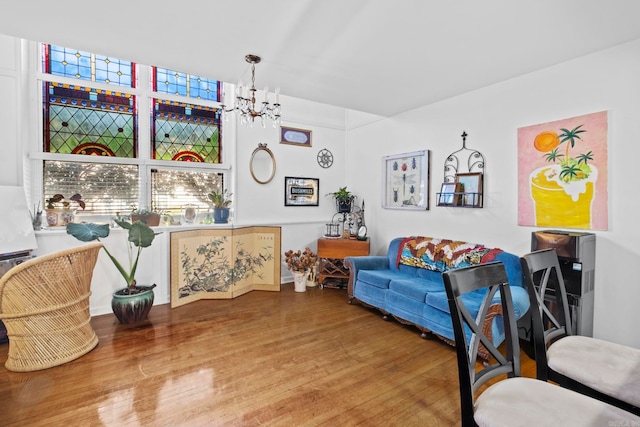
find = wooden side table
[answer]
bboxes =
[317,238,370,288]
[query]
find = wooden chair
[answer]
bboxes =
[521,248,640,415]
[0,243,102,372]
[442,262,640,426]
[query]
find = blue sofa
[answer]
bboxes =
[344,236,530,346]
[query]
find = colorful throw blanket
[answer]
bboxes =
[397,236,503,272]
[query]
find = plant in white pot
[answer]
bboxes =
[208,189,232,224]
[66,220,159,324]
[284,248,317,292]
[45,193,85,227]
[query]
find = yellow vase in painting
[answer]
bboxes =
[529,165,598,229]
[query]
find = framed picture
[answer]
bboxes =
[455,172,483,207]
[284,177,319,206]
[382,149,430,210]
[280,126,312,147]
[438,182,462,206]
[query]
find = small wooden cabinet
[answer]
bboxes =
[317,238,370,288]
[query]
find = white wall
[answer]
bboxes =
[0,36,20,186]
[346,38,640,348]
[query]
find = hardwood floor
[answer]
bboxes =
[0,284,535,426]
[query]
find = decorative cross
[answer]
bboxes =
[461,131,468,148]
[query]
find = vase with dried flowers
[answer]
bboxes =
[284,248,317,292]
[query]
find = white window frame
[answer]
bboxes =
[25,40,235,222]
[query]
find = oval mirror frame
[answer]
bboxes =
[250,143,276,184]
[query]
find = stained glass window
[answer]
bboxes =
[154,67,220,102]
[44,45,135,88]
[39,43,228,217]
[153,99,220,163]
[44,82,137,158]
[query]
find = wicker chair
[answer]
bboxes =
[0,243,102,372]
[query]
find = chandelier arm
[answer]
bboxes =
[220,54,282,127]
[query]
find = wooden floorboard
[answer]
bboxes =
[0,284,535,426]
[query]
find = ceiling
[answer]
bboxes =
[2,0,640,117]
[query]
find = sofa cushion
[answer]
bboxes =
[425,286,530,320]
[357,269,401,289]
[353,282,387,308]
[388,277,444,302]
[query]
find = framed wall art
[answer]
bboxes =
[437,182,462,206]
[280,126,312,147]
[382,149,430,210]
[517,110,608,230]
[455,172,483,207]
[284,176,319,206]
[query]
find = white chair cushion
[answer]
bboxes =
[548,335,640,408]
[474,377,640,426]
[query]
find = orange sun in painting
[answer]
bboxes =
[533,131,559,152]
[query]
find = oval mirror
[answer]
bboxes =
[250,143,276,184]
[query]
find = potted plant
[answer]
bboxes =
[130,207,161,226]
[327,186,355,213]
[66,219,160,324]
[208,189,232,224]
[44,193,85,227]
[284,248,317,292]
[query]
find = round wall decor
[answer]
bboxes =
[317,148,334,168]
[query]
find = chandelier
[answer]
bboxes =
[220,54,282,127]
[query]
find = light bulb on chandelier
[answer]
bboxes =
[220,54,281,128]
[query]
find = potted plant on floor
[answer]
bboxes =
[66,219,160,324]
[208,189,233,224]
[45,193,85,227]
[284,248,317,292]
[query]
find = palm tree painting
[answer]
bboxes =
[517,111,608,230]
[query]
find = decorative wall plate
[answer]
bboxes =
[317,148,334,168]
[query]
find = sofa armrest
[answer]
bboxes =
[344,256,389,300]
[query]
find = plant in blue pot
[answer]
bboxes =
[208,189,232,224]
[66,220,160,324]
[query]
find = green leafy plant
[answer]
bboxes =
[327,186,352,201]
[45,193,85,210]
[326,186,356,213]
[208,189,233,208]
[66,220,159,292]
[536,125,593,183]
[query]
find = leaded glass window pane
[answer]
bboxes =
[44,161,139,215]
[45,45,135,88]
[154,67,220,102]
[151,168,224,216]
[44,82,137,158]
[153,98,220,163]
